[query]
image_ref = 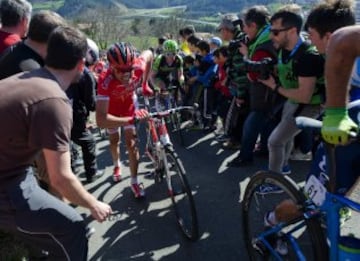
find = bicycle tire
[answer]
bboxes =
[163,145,199,241]
[170,111,185,146]
[242,171,328,261]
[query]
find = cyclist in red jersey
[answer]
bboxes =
[96,42,153,198]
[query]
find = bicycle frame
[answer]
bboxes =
[253,205,321,261]
[143,97,191,188]
[323,192,360,261]
[144,100,171,168]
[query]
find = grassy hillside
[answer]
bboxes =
[28,0,251,17]
[30,0,65,12]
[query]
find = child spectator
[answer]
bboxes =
[179,25,195,57]
[187,34,202,55]
[213,46,231,139]
[188,40,217,131]
[209,36,222,53]
[182,55,196,106]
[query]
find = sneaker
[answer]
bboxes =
[255,184,283,195]
[113,166,121,182]
[203,125,216,133]
[227,156,253,167]
[215,134,230,142]
[131,183,145,198]
[222,140,241,150]
[282,165,291,175]
[86,170,105,183]
[339,207,352,226]
[290,149,312,161]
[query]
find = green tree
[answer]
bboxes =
[73,4,129,50]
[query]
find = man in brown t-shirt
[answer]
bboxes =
[0,26,112,260]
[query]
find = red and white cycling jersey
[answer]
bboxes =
[97,57,146,117]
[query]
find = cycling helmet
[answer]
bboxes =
[107,42,136,68]
[86,38,99,66]
[163,39,178,53]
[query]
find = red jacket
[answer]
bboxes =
[214,63,231,97]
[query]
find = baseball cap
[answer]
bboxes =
[209,37,222,47]
[217,14,239,31]
[217,14,241,31]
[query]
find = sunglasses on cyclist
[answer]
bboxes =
[112,66,133,73]
[165,52,176,57]
[270,27,292,36]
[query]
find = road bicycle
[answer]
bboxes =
[242,116,360,260]
[140,96,199,241]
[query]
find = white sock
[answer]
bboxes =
[113,160,121,168]
[131,177,138,185]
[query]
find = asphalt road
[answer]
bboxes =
[74,118,315,261]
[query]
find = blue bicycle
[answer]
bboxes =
[242,117,360,260]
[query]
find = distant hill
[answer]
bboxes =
[29,0,261,18]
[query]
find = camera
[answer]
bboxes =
[228,33,248,52]
[244,57,275,80]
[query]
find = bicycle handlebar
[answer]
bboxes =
[295,116,358,139]
[295,116,322,130]
[147,106,194,119]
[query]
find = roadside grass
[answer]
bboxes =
[0,230,28,261]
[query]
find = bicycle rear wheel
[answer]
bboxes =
[242,171,327,260]
[163,145,198,240]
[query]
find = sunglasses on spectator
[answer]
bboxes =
[165,52,176,57]
[112,66,133,73]
[270,27,292,36]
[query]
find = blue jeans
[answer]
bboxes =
[240,111,277,161]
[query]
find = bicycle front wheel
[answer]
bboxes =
[170,111,185,146]
[163,145,199,241]
[242,171,327,261]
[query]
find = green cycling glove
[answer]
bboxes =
[321,107,358,145]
